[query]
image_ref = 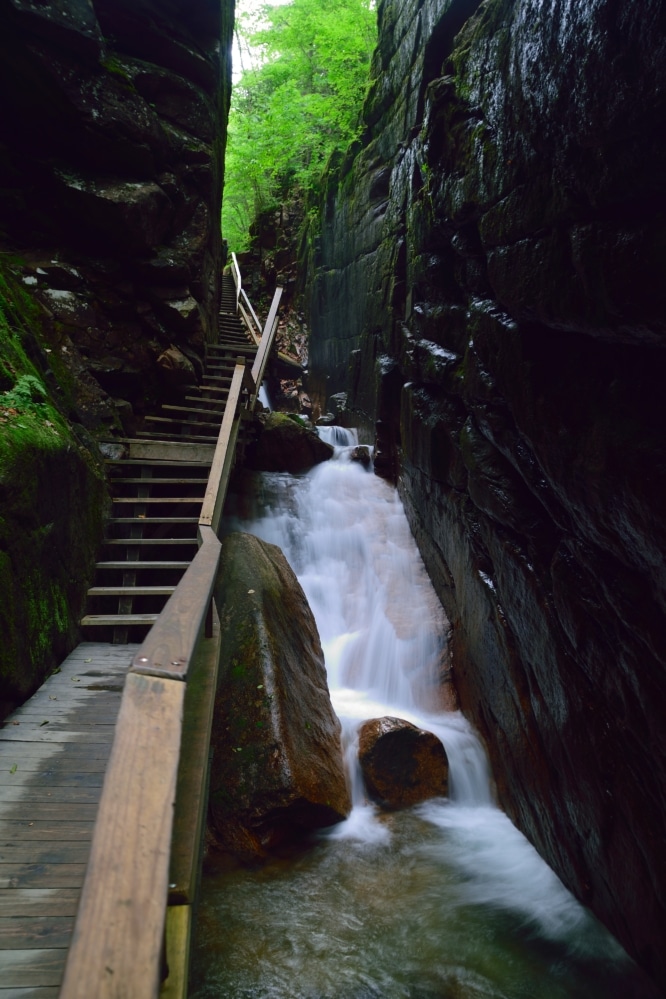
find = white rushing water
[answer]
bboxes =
[192,434,656,999]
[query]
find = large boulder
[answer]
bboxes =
[358,716,449,810]
[209,531,351,857]
[245,412,334,473]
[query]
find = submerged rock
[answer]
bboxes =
[245,412,334,473]
[209,531,351,858]
[358,716,449,809]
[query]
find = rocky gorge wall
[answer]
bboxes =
[0,0,233,423]
[302,0,666,989]
[0,0,234,715]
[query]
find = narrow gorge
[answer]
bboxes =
[0,0,664,994]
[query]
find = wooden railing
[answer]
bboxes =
[231,251,263,345]
[59,281,282,999]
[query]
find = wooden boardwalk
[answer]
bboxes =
[0,265,282,998]
[0,642,136,996]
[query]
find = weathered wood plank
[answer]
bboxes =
[0,916,73,949]
[8,695,122,712]
[0,822,94,843]
[250,286,283,401]
[0,843,90,865]
[0,864,86,889]
[80,614,160,627]
[162,905,191,999]
[0,730,113,744]
[126,440,215,463]
[130,532,221,681]
[0,949,66,987]
[0,743,112,759]
[0,803,98,820]
[0,771,104,787]
[199,361,245,535]
[0,987,59,997]
[94,561,190,570]
[86,586,177,597]
[169,610,220,904]
[0,888,80,917]
[59,672,185,999]
[0,786,100,804]
[0,758,107,774]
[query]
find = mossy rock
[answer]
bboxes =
[245,412,334,473]
[0,259,108,718]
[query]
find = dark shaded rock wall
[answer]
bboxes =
[302,0,666,988]
[0,0,233,715]
[0,0,234,423]
[0,258,109,719]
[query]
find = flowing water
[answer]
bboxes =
[191,434,657,999]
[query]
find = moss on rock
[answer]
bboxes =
[0,258,108,718]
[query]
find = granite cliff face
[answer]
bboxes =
[302,0,666,988]
[0,0,233,714]
[0,0,233,424]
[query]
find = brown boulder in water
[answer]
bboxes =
[209,531,351,858]
[245,412,334,473]
[358,716,449,810]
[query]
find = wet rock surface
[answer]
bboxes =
[301,0,666,988]
[358,716,449,809]
[245,412,334,474]
[0,0,233,425]
[209,532,351,858]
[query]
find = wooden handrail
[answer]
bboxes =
[230,251,242,313]
[239,287,263,344]
[250,286,283,407]
[60,263,280,999]
[199,359,247,536]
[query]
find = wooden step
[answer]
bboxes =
[108,477,209,485]
[202,374,236,386]
[184,395,225,408]
[103,538,198,546]
[103,458,212,467]
[135,431,219,443]
[161,405,224,418]
[95,561,191,570]
[208,343,255,354]
[144,416,220,429]
[111,497,205,504]
[80,614,160,627]
[109,517,199,524]
[87,586,177,597]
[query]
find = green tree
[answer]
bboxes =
[223,0,376,252]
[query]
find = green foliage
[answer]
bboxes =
[1,373,47,409]
[223,0,377,252]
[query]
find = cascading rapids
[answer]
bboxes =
[191,432,658,999]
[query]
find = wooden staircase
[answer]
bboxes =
[80,457,211,643]
[81,276,259,643]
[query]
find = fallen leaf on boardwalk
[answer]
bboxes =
[71,677,80,682]
[10,764,17,774]
[12,721,19,725]
[40,720,49,726]
[84,658,92,663]
[49,695,57,700]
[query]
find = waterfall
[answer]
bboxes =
[193,435,657,999]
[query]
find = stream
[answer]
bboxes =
[190,432,657,999]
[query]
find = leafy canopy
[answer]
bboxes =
[223,0,377,252]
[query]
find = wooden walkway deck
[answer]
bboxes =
[0,642,136,996]
[0,266,283,998]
